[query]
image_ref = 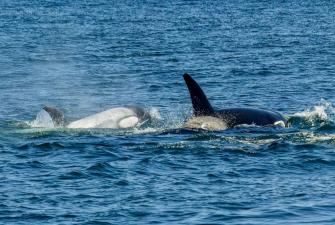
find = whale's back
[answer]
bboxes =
[217,108,287,127]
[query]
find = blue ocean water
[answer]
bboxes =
[1,1,335,224]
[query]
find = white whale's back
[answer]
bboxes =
[67,107,140,129]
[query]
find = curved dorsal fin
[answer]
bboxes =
[183,73,214,116]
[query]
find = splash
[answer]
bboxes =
[290,99,335,127]
[28,109,55,128]
[148,107,161,120]
[293,100,330,120]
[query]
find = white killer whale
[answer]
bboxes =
[41,106,150,129]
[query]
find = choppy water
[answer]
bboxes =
[1,1,335,224]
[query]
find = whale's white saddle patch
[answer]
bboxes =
[184,116,228,131]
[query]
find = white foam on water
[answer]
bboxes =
[29,109,55,128]
[131,127,166,135]
[294,106,328,120]
[292,99,335,125]
[290,132,335,144]
[148,107,161,120]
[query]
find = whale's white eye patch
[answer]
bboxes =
[118,116,139,128]
[274,120,285,127]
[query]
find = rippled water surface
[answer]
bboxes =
[1,1,335,224]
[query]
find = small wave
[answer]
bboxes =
[82,221,112,225]
[16,141,66,152]
[13,213,53,221]
[86,162,120,178]
[305,158,335,166]
[86,162,112,172]
[58,170,89,180]
[9,160,53,170]
[114,179,129,186]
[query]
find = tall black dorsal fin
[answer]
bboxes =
[183,73,214,116]
[43,106,65,127]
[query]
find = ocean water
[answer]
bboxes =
[1,1,335,224]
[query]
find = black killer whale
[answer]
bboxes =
[183,73,288,130]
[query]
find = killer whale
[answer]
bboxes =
[183,73,288,130]
[42,106,150,129]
